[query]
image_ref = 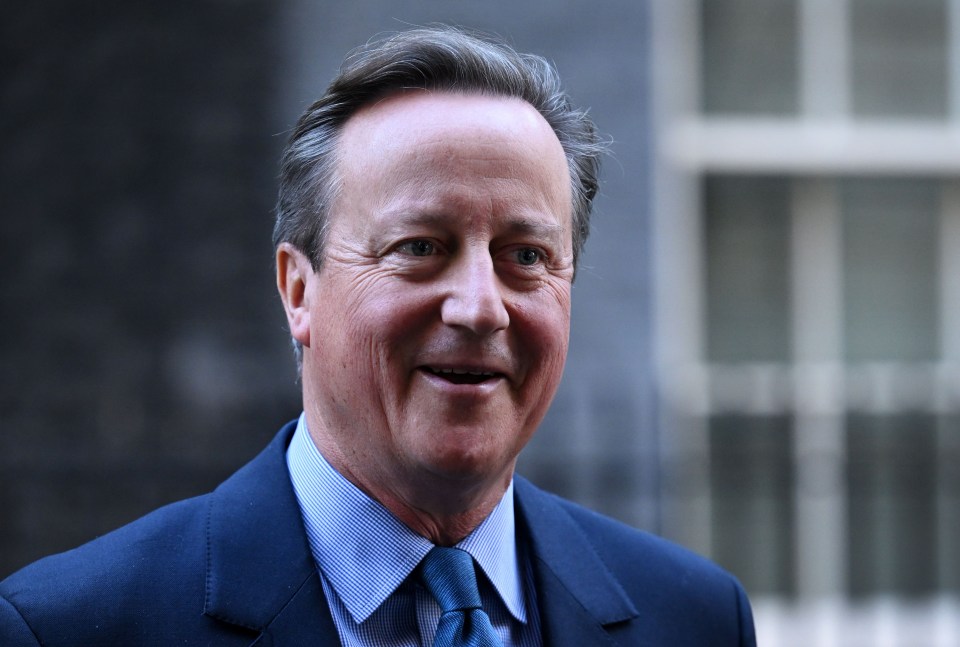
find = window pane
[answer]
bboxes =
[700,0,798,114]
[710,414,795,595]
[705,176,792,362]
[842,178,939,362]
[847,414,937,597]
[851,0,948,118]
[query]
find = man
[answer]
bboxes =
[0,27,756,646]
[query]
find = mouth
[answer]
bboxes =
[421,366,503,385]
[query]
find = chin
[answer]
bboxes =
[420,447,508,484]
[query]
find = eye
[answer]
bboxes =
[395,239,436,257]
[515,247,542,266]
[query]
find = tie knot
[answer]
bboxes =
[419,547,483,613]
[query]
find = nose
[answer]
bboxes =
[440,250,510,336]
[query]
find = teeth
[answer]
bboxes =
[433,368,495,376]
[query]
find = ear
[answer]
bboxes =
[276,242,313,348]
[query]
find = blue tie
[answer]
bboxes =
[419,547,502,647]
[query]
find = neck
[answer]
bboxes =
[300,402,517,545]
[373,474,513,546]
[310,430,513,545]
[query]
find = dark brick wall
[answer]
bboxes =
[1,3,300,576]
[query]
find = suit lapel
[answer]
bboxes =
[203,422,340,644]
[249,571,339,645]
[515,477,640,647]
[201,428,645,646]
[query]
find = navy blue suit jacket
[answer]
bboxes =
[0,422,756,645]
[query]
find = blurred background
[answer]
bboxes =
[652,1,960,644]
[2,1,957,644]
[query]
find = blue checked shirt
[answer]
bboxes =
[286,414,542,647]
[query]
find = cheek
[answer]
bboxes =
[534,337,569,397]
[316,270,404,343]
[515,293,571,392]
[534,282,572,346]
[317,278,437,392]
[308,281,383,392]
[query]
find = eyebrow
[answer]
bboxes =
[381,211,566,241]
[500,218,566,241]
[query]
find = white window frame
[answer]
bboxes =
[650,0,960,643]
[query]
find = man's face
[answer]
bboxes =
[290,91,573,503]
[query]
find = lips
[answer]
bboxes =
[422,366,504,385]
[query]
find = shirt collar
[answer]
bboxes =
[286,413,528,624]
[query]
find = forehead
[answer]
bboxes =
[339,90,570,214]
[343,90,557,139]
[338,91,569,184]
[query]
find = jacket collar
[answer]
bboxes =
[202,423,640,645]
[203,421,338,643]
[515,476,639,646]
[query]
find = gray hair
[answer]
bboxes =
[274,26,605,369]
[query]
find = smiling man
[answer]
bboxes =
[278,90,574,548]
[0,27,756,646]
